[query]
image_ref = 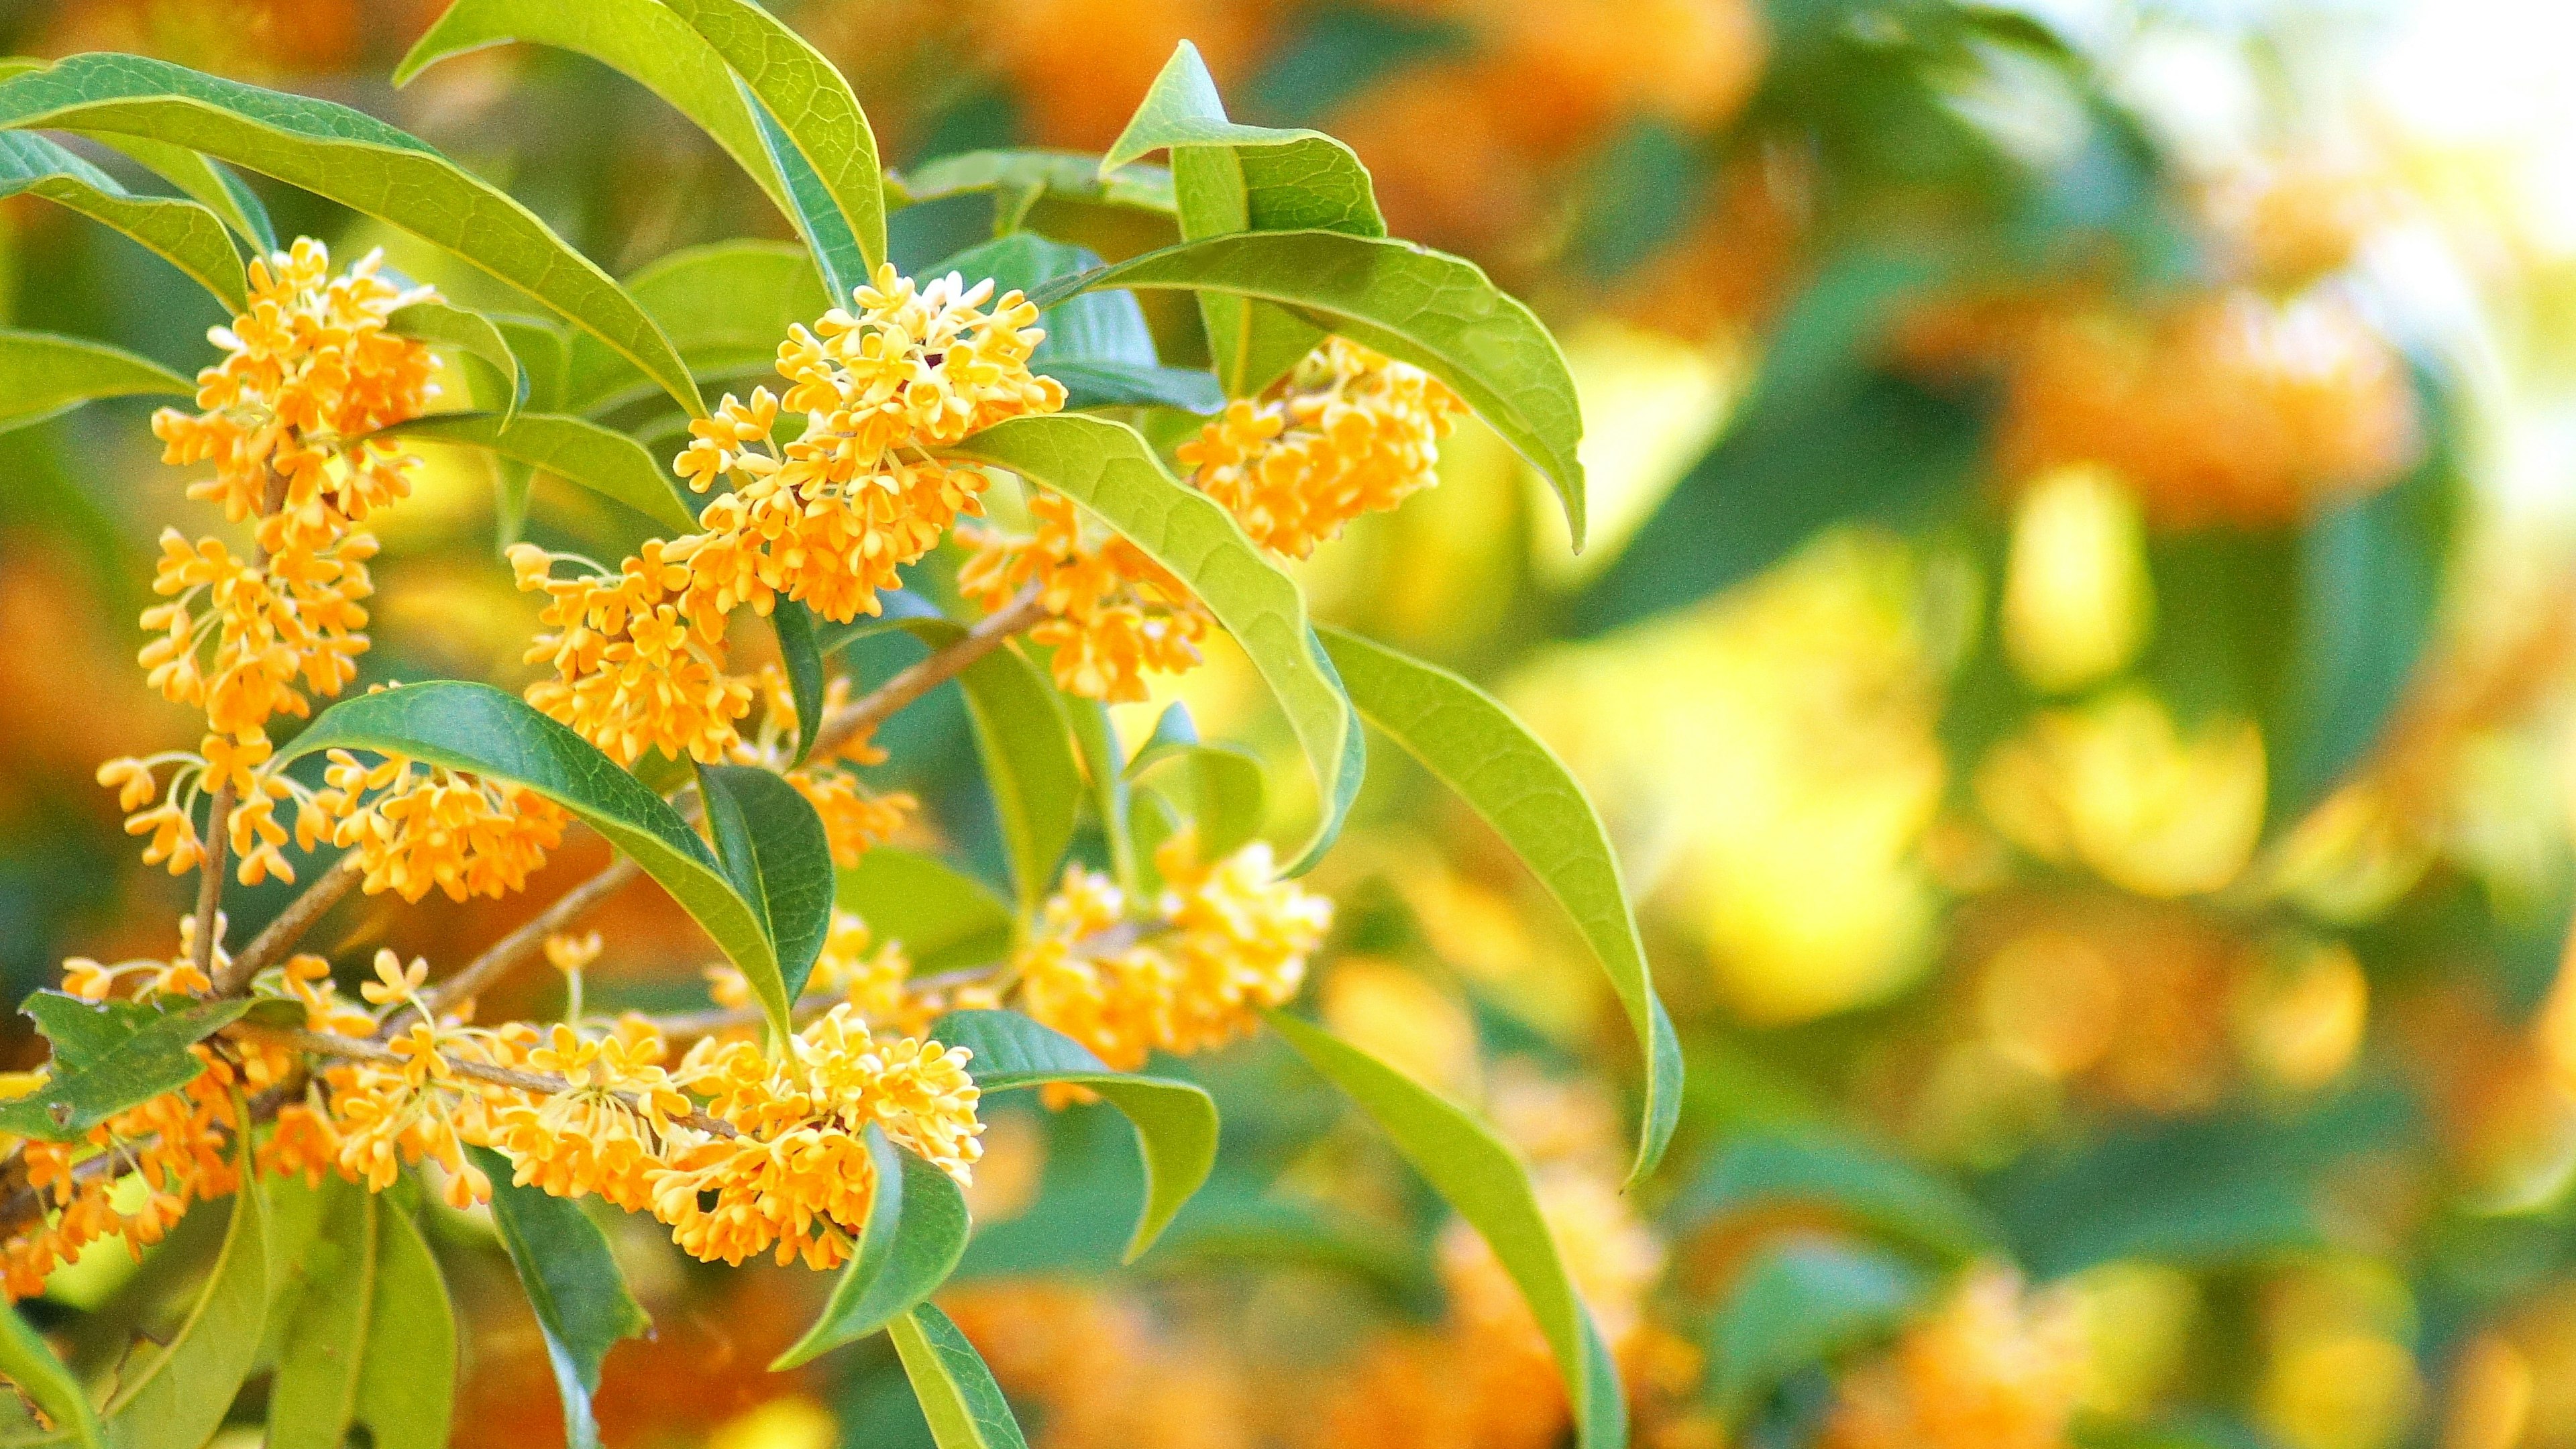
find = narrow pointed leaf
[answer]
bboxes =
[278,682,782,1023]
[377,411,696,533]
[0,54,704,415]
[1026,231,1585,547]
[889,1305,1030,1449]
[0,996,249,1140]
[1104,42,1383,394]
[945,413,1362,869]
[0,132,244,308]
[353,1199,457,1449]
[469,1145,648,1449]
[932,1010,1218,1259]
[92,1161,267,1449]
[1065,700,1138,890]
[955,643,1084,912]
[1130,742,1265,861]
[698,761,836,1038]
[773,600,828,770]
[661,0,888,273]
[1265,1011,1625,1449]
[743,77,866,298]
[388,300,524,425]
[266,1178,379,1449]
[1709,1242,1923,1422]
[0,329,192,433]
[0,1305,99,1448]
[773,1126,971,1368]
[893,148,1175,215]
[89,135,275,250]
[1319,627,1680,1183]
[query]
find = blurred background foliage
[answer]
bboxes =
[8,0,2576,1448]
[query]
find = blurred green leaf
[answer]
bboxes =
[947,413,1363,872]
[1707,1240,1925,1421]
[0,54,703,417]
[1265,1010,1625,1449]
[266,1179,456,1449]
[699,761,837,1037]
[0,1304,99,1448]
[565,240,824,416]
[1027,231,1585,547]
[80,1167,266,1449]
[934,1009,1220,1259]
[377,411,695,533]
[1321,628,1683,1182]
[0,994,249,1141]
[1130,741,1266,861]
[889,1304,1028,1449]
[0,329,192,433]
[775,1126,972,1368]
[894,148,1175,216]
[1674,1132,2002,1261]
[0,132,244,309]
[469,1145,649,1449]
[955,643,1084,912]
[837,847,1017,975]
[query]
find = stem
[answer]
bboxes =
[382,856,643,1036]
[190,781,234,986]
[234,1024,737,1138]
[217,853,362,994]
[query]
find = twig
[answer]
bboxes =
[233,1024,739,1139]
[217,854,363,994]
[189,781,234,985]
[383,855,643,1036]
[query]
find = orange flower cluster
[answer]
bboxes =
[959,490,1208,702]
[4,921,301,1299]
[1820,1265,2089,1449]
[1178,338,1464,560]
[1015,836,1332,1072]
[516,264,1063,764]
[301,747,571,902]
[99,238,439,888]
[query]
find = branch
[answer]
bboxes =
[217,853,362,994]
[233,1024,739,1139]
[382,855,643,1036]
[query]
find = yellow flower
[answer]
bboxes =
[959,490,1209,703]
[307,749,568,902]
[1177,338,1463,559]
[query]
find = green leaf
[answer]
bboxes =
[265,1177,449,1449]
[889,1304,1028,1449]
[0,328,192,434]
[932,1010,1218,1262]
[893,148,1175,216]
[278,682,782,1032]
[837,847,1017,975]
[90,1165,267,1449]
[945,413,1362,870]
[0,132,244,309]
[772,1126,971,1369]
[773,601,828,770]
[376,411,696,534]
[698,761,837,1038]
[388,299,524,426]
[806,585,945,657]
[87,135,276,250]
[564,240,822,416]
[1104,42,1385,396]
[0,996,250,1141]
[0,53,704,416]
[1673,1133,2002,1263]
[661,0,888,274]
[955,643,1084,912]
[1027,230,1582,545]
[469,1144,649,1449]
[1263,1010,1624,1449]
[0,1305,99,1448]
[1129,742,1265,861]
[743,78,867,299]
[932,232,1222,414]
[396,0,794,233]
[1318,628,1680,1183]
[1707,1241,1923,1421]
[1065,700,1138,891]
[1040,360,1225,414]
[354,1197,458,1449]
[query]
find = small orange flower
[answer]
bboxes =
[959,491,1210,703]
